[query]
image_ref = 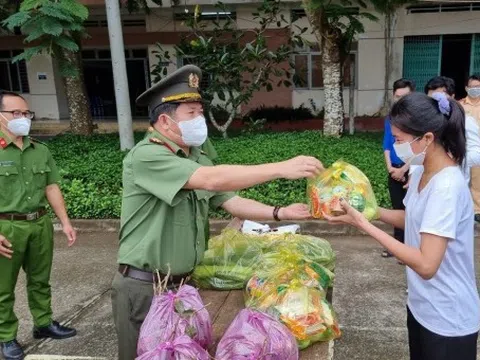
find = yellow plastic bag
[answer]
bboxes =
[307,160,378,220]
[193,229,289,290]
[193,229,265,290]
[245,279,341,349]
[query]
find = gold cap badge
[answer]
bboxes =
[189,73,200,89]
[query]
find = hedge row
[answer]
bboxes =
[47,131,389,219]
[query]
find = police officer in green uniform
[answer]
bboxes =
[200,137,217,245]
[0,92,77,360]
[111,65,323,360]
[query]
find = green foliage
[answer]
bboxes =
[244,105,320,123]
[2,0,88,77]
[45,132,390,219]
[151,0,307,136]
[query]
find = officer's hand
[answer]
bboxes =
[278,203,311,220]
[0,235,13,259]
[281,156,324,180]
[62,223,77,247]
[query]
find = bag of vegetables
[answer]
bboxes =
[307,160,378,221]
[265,234,336,272]
[215,308,298,360]
[245,280,341,349]
[192,229,267,290]
[137,283,212,356]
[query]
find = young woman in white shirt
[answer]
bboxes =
[325,92,480,360]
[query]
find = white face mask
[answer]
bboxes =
[467,87,480,99]
[0,113,31,137]
[167,114,208,147]
[393,137,428,166]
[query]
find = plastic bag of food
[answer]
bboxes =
[265,234,336,272]
[136,335,210,360]
[215,308,298,360]
[307,160,378,221]
[137,284,212,356]
[193,229,269,290]
[246,280,341,349]
[246,251,334,308]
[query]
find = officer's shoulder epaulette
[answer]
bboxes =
[29,136,48,146]
[149,137,176,154]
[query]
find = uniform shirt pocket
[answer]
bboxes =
[0,166,19,191]
[32,164,51,190]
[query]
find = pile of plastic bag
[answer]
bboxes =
[216,308,298,360]
[192,229,267,290]
[136,284,212,359]
[193,230,336,290]
[245,248,341,350]
[307,160,378,221]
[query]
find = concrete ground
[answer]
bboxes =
[7,231,480,359]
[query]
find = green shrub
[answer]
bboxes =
[46,131,389,219]
[243,105,318,123]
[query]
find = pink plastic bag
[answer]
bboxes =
[137,285,212,356]
[136,335,210,360]
[216,309,299,360]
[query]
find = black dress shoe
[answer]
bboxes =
[0,340,24,360]
[33,320,77,340]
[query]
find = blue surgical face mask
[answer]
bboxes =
[467,87,480,99]
[0,113,31,136]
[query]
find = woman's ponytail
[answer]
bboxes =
[441,99,466,166]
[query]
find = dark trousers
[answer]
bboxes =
[407,307,478,360]
[388,164,408,243]
[111,272,154,360]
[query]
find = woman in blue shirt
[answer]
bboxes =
[382,79,415,258]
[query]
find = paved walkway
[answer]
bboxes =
[8,231,480,359]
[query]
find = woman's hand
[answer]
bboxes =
[323,199,367,228]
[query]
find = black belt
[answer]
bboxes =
[118,264,192,286]
[0,208,47,221]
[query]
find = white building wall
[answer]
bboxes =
[25,55,65,120]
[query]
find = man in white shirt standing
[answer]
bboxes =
[409,76,480,181]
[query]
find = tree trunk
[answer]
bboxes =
[208,107,236,139]
[321,22,344,137]
[381,11,397,115]
[62,50,94,135]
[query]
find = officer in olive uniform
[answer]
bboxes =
[0,91,77,360]
[111,65,323,360]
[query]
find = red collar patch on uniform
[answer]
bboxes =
[149,137,176,154]
[0,138,7,149]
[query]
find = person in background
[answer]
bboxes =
[382,78,415,259]
[410,76,480,183]
[460,75,480,222]
[200,137,218,245]
[0,91,77,360]
[326,92,480,360]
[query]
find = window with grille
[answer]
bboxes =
[407,2,480,14]
[0,50,29,93]
[471,34,480,74]
[293,48,356,89]
[403,36,441,89]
